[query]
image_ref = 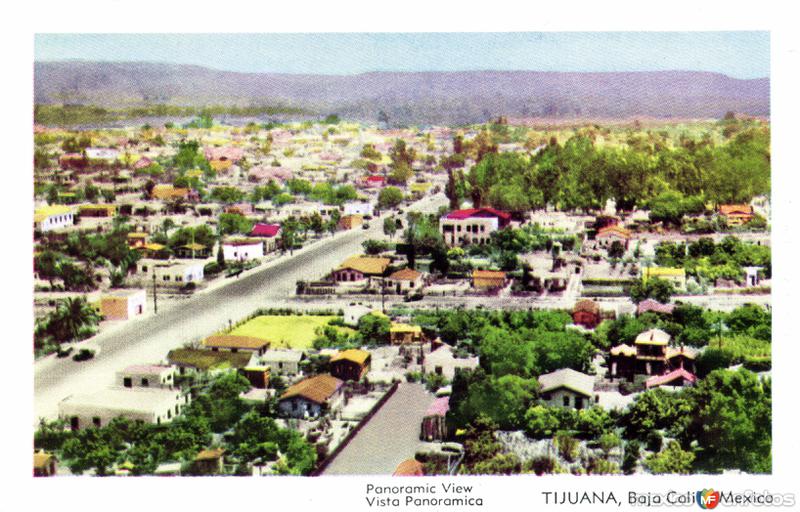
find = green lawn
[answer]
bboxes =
[229,315,353,349]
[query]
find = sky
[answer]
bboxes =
[34,32,770,78]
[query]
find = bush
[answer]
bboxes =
[56,346,73,358]
[555,433,579,463]
[72,348,95,361]
[526,455,559,476]
[204,261,222,276]
[645,430,663,453]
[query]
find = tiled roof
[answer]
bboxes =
[337,256,391,275]
[597,225,632,239]
[610,344,637,357]
[574,299,600,314]
[167,348,253,370]
[280,374,343,404]
[445,207,511,221]
[390,323,422,333]
[251,223,281,237]
[637,299,675,315]
[330,349,371,366]
[635,328,671,345]
[203,334,270,350]
[388,268,422,281]
[645,368,697,388]
[472,270,506,279]
[425,396,450,417]
[538,368,595,397]
[719,204,753,216]
[195,448,225,461]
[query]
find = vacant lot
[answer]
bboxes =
[229,315,353,349]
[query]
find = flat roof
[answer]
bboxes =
[60,388,181,413]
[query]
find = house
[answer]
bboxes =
[85,147,120,163]
[332,256,391,283]
[471,270,507,290]
[224,203,254,216]
[136,259,204,286]
[636,299,675,316]
[608,328,697,380]
[329,349,371,381]
[343,201,374,217]
[78,204,117,217]
[278,374,344,419]
[641,267,686,291]
[33,451,57,477]
[595,225,631,249]
[100,289,146,320]
[339,214,363,230]
[440,207,511,246]
[393,459,425,476]
[572,299,601,329]
[645,367,698,389]
[390,323,424,345]
[167,348,254,374]
[719,204,754,226]
[203,335,270,356]
[222,238,264,262]
[127,232,148,249]
[743,266,763,287]
[343,304,372,327]
[205,146,244,163]
[34,205,75,232]
[250,223,281,253]
[423,343,479,380]
[361,175,386,189]
[241,366,271,389]
[116,364,176,390]
[386,268,423,294]
[261,350,306,376]
[420,396,449,441]
[151,184,198,202]
[193,448,225,475]
[59,153,88,170]
[176,243,210,259]
[59,388,189,429]
[538,368,597,410]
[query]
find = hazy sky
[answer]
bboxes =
[35,32,770,78]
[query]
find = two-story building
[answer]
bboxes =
[116,364,176,389]
[59,387,189,430]
[439,208,511,246]
[136,259,205,286]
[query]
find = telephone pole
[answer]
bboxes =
[152,272,158,314]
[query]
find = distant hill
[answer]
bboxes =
[34,61,770,125]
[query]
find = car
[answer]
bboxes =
[362,222,370,230]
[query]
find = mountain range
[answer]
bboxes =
[34,61,770,125]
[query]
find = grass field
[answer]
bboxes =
[229,315,353,349]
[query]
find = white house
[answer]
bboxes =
[99,289,146,320]
[34,205,75,233]
[343,201,374,218]
[116,364,176,390]
[423,343,479,380]
[222,239,264,262]
[136,259,204,285]
[439,208,512,246]
[538,368,597,410]
[59,388,190,430]
[261,350,306,376]
[85,147,120,163]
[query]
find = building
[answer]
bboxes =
[34,205,75,232]
[116,364,176,389]
[572,299,601,329]
[332,256,391,283]
[278,374,344,419]
[100,289,146,320]
[33,451,57,477]
[222,238,264,262]
[136,259,204,286]
[261,350,306,376]
[167,348,255,375]
[595,225,631,249]
[338,214,363,230]
[343,201,374,217]
[386,268,423,294]
[361,175,386,189]
[127,232,148,249]
[440,207,511,246]
[203,335,270,356]
[609,328,696,381]
[390,323,424,345]
[641,267,686,291]
[420,396,449,442]
[636,299,675,316]
[329,349,371,381]
[78,204,117,217]
[250,223,281,253]
[471,270,507,290]
[151,184,198,202]
[59,388,189,429]
[241,366,271,389]
[719,204,754,226]
[744,266,763,287]
[423,343,479,380]
[538,368,597,410]
[193,448,225,475]
[645,368,698,389]
[85,147,120,163]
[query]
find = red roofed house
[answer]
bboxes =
[645,367,697,389]
[278,374,344,419]
[719,204,754,226]
[596,225,632,250]
[361,175,386,189]
[420,396,450,441]
[439,208,511,246]
[250,223,282,253]
[572,299,601,329]
[386,267,424,293]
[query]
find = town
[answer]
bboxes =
[31,108,771,478]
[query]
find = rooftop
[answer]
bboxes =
[167,348,253,370]
[280,374,343,404]
[330,349,371,366]
[203,334,271,351]
[337,256,391,275]
[538,368,595,397]
[635,328,671,345]
[60,388,181,413]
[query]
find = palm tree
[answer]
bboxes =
[47,297,102,343]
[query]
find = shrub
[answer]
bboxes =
[555,433,579,463]
[72,348,95,361]
[526,456,558,476]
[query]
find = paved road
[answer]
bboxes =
[34,193,448,424]
[322,383,434,475]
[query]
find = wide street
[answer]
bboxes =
[33,194,448,424]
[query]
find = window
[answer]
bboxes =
[70,417,80,431]
[167,409,171,419]
[93,417,101,427]
[563,396,570,407]
[176,276,182,282]
[141,378,149,387]
[163,275,170,281]
[123,377,132,388]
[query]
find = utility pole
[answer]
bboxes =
[152,272,158,314]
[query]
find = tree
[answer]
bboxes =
[383,217,398,239]
[524,405,561,438]
[644,440,695,474]
[629,277,675,304]
[356,314,391,346]
[377,187,404,209]
[35,250,66,287]
[360,144,382,161]
[622,440,641,475]
[608,240,625,259]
